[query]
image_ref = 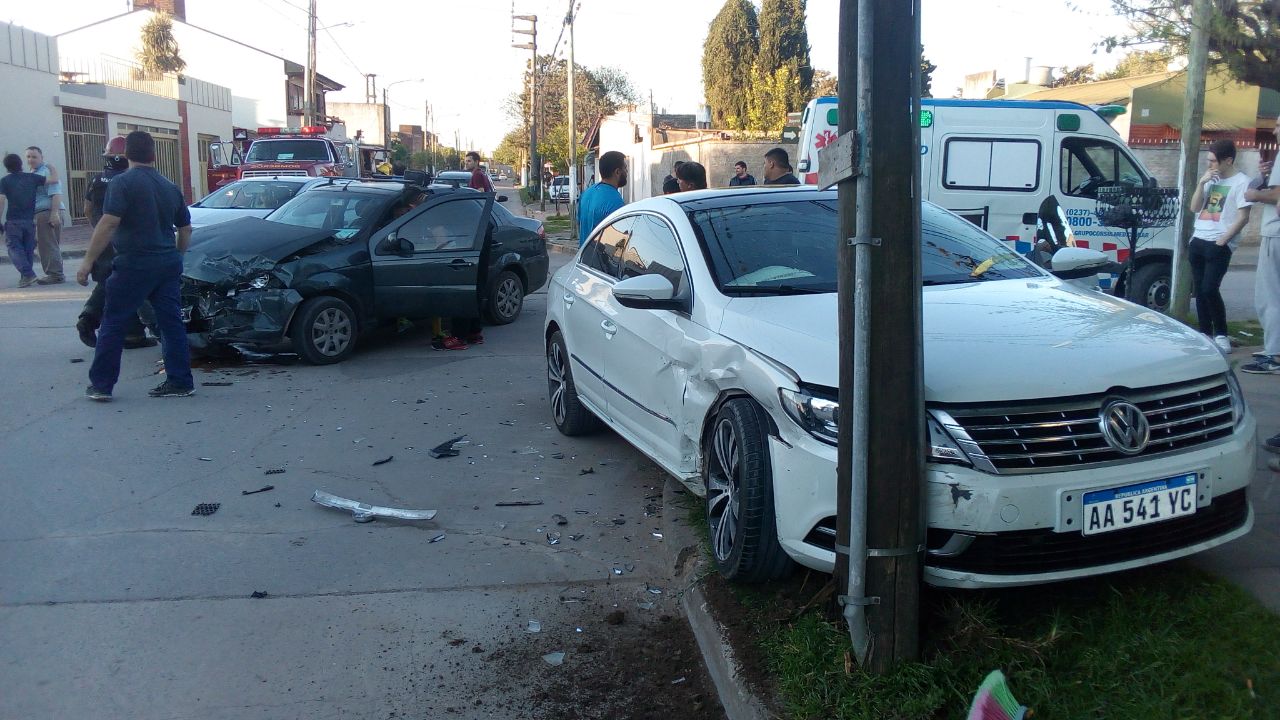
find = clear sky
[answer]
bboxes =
[6,0,1135,152]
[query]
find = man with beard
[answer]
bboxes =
[576,151,627,244]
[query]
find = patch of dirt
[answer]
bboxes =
[463,588,726,720]
[700,568,837,713]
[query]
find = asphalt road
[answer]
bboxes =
[0,214,722,718]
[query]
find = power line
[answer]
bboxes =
[322,25,364,76]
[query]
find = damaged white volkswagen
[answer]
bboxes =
[545,187,1254,588]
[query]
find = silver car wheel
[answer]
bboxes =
[312,307,352,357]
[547,340,568,426]
[497,276,522,319]
[707,418,741,563]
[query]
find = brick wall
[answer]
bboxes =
[1132,146,1268,246]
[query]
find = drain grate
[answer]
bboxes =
[191,503,221,516]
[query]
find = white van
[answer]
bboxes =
[797,97,1173,310]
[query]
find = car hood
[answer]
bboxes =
[188,207,273,229]
[184,217,337,284]
[717,279,1227,404]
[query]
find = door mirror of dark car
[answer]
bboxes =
[396,236,415,254]
[612,274,683,310]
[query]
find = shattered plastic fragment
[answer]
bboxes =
[547,532,561,545]
[429,435,467,458]
[241,485,274,496]
[198,457,213,462]
[541,651,565,666]
[569,534,584,541]
[612,518,626,525]
[372,455,394,466]
[265,468,285,475]
[495,500,543,507]
[526,620,541,633]
[311,490,438,524]
[191,503,220,516]
[579,467,595,475]
[672,677,686,685]
[637,601,655,610]
[429,534,446,543]
[646,585,663,595]
[551,452,565,459]
[201,381,233,387]
[250,591,269,599]
[612,568,623,576]
[574,509,590,515]
[651,532,664,539]
[552,514,568,525]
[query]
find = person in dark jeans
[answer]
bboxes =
[1188,139,1253,354]
[76,131,195,401]
[77,136,156,349]
[0,153,46,288]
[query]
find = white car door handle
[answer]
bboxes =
[563,292,575,307]
[601,319,617,337]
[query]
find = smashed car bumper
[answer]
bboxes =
[183,284,303,351]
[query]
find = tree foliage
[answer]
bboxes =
[920,49,937,98]
[1102,0,1280,91]
[758,0,813,111]
[1052,63,1097,87]
[702,0,759,130]
[137,12,185,76]
[807,46,935,102]
[1097,48,1175,78]
[743,62,797,133]
[502,58,638,169]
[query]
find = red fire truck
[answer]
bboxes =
[235,125,361,181]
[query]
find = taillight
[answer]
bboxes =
[538,225,546,239]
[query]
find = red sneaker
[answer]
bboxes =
[465,333,485,345]
[441,335,469,351]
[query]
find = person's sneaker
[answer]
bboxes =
[1213,335,1232,354]
[76,316,98,348]
[1254,351,1270,360]
[465,332,485,345]
[1265,433,1280,454]
[148,379,195,398]
[35,276,64,285]
[85,385,112,402]
[1242,358,1280,374]
[17,275,36,288]
[440,335,468,351]
[124,335,159,349]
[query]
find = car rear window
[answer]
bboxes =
[686,199,1041,294]
[196,181,303,210]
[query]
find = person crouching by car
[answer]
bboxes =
[77,136,157,349]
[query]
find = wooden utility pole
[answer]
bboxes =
[827,0,923,673]
[1170,0,1212,320]
[512,13,539,194]
[566,1,578,243]
[304,0,317,126]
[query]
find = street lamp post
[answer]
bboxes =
[381,78,424,152]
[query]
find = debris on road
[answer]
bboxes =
[495,500,543,507]
[542,651,566,666]
[311,490,438,524]
[552,514,568,525]
[579,467,595,475]
[430,534,446,543]
[636,601,655,611]
[264,468,286,475]
[645,585,663,595]
[241,485,274,496]
[672,677,686,685]
[201,381,233,387]
[498,420,517,426]
[429,435,468,458]
[551,452,565,459]
[191,503,220,516]
[612,568,624,576]
[198,457,213,462]
[606,610,626,625]
[185,420,202,425]
[526,620,542,633]
[569,533,584,541]
[69,358,84,364]
[547,531,561,545]
[574,509,590,515]
[612,518,626,525]
[250,591,269,599]
[372,455,395,466]
[651,532,664,539]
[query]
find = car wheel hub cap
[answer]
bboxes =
[547,343,567,425]
[497,278,521,318]
[707,419,741,563]
[312,308,352,356]
[1148,277,1170,310]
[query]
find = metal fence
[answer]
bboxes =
[59,55,178,99]
[62,110,108,223]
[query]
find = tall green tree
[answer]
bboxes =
[1052,63,1097,87]
[1102,0,1280,91]
[503,59,638,169]
[757,0,813,111]
[1097,48,1175,79]
[810,46,935,102]
[920,47,937,98]
[137,12,185,77]
[702,0,759,130]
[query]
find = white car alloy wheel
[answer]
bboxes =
[707,417,741,563]
[546,331,600,436]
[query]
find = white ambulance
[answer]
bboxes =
[796,97,1174,310]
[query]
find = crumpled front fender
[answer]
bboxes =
[186,288,304,348]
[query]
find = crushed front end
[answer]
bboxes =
[182,274,302,354]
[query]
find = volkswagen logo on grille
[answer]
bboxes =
[1099,399,1150,455]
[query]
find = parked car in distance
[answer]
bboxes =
[188,177,333,228]
[430,170,475,190]
[550,175,570,201]
[182,180,547,364]
[545,186,1254,588]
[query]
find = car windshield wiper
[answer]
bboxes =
[722,285,832,295]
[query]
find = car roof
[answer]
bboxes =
[223,176,315,185]
[302,179,426,196]
[436,170,471,177]
[631,185,831,213]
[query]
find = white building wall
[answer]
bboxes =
[328,102,389,147]
[58,11,289,130]
[0,22,66,222]
[598,110,655,203]
[181,77,233,198]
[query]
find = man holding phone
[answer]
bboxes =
[1188,139,1253,355]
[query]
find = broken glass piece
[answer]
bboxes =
[526,620,541,633]
[542,651,565,666]
[547,532,561,545]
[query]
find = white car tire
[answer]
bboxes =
[547,331,601,436]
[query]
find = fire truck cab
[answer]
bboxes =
[238,125,360,181]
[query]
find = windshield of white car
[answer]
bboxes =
[687,199,1042,294]
[195,181,304,210]
[267,192,386,237]
[245,139,330,163]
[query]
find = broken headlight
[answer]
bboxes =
[926,412,972,467]
[1226,369,1247,428]
[249,274,275,290]
[779,386,839,445]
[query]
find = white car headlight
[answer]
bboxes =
[249,274,273,290]
[926,413,972,467]
[1226,370,1247,428]
[779,387,839,445]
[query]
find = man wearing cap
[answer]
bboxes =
[76,131,195,401]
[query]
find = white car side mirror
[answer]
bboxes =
[612,274,681,310]
[1049,247,1110,278]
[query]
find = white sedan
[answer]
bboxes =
[188,177,330,229]
[545,186,1254,588]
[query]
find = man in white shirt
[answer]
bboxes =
[1243,117,1280,375]
[1188,139,1252,354]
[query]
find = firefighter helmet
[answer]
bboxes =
[102,136,128,170]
